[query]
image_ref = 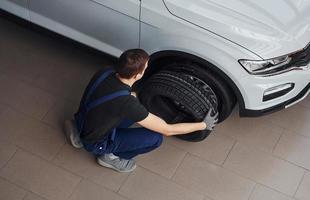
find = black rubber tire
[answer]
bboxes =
[162,62,236,123]
[138,70,218,142]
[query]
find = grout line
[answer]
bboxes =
[269,118,310,140]
[66,177,83,200]
[137,164,178,183]
[114,190,133,200]
[272,127,285,154]
[22,191,48,200]
[116,170,133,193]
[136,164,205,198]
[247,183,257,200]
[221,140,237,166]
[12,146,85,180]
[170,151,187,180]
[0,100,62,132]
[0,145,18,171]
[40,100,57,122]
[0,70,79,110]
[226,141,310,172]
[222,164,302,198]
[0,97,74,146]
[0,176,29,200]
[14,136,66,162]
[2,147,85,200]
[272,153,310,172]
[49,142,67,162]
[78,177,132,200]
[252,183,298,200]
[220,143,308,196]
[204,194,216,200]
[293,170,306,197]
[0,150,48,199]
[164,137,225,168]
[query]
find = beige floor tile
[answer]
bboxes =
[29,58,99,106]
[295,172,310,200]
[0,150,81,200]
[119,167,204,200]
[166,133,235,165]
[0,103,8,114]
[265,105,310,138]
[136,140,187,178]
[42,100,77,131]
[0,74,56,120]
[216,112,283,153]
[0,108,65,160]
[0,177,27,200]
[24,192,47,200]
[274,130,310,170]
[172,154,255,200]
[34,73,86,106]
[0,47,56,87]
[249,184,294,200]
[0,142,17,169]
[224,143,304,195]
[0,107,22,144]
[300,96,310,109]
[68,179,126,200]
[52,144,129,192]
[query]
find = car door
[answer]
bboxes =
[0,0,29,19]
[28,0,140,56]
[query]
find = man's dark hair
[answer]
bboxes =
[116,49,149,79]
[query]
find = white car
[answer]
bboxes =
[1,0,309,141]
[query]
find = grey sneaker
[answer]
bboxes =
[64,119,83,149]
[97,153,136,173]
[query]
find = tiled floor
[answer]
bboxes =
[0,15,310,200]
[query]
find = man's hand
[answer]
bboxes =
[203,109,219,131]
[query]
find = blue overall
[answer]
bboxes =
[75,68,163,160]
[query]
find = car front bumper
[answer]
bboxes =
[238,62,310,117]
[240,82,310,117]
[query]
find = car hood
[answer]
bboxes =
[163,0,310,59]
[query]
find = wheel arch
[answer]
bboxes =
[142,50,246,115]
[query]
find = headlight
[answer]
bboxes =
[239,55,292,75]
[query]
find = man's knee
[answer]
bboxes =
[153,133,163,148]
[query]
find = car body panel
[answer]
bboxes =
[0,0,29,19]
[163,0,310,59]
[28,0,140,56]
[140,0,259,91]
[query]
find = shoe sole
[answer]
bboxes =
[64,120,83,149]
[97,157,136,173]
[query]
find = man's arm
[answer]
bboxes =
[138,113,207,136]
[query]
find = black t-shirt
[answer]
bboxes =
[78,69,149,143]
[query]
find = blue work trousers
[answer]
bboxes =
[83,120,163,159]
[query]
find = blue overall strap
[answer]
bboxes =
[84,67,115,105]
[86,90,130,112]
[76,67,115,133]
[75,67,131,136]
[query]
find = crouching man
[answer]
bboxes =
[65,49,218,173]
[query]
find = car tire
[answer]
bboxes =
[161,61,236,123]
[138,70,218,142]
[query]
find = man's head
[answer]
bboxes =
[115,49,149,81]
